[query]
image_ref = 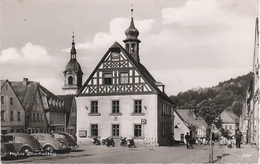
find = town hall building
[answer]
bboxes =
[75,10,174,146]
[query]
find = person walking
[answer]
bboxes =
[185,133,190,149]
[235,129,242,148]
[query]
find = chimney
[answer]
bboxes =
[23,78,28,85]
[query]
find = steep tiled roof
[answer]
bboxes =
[11,81,38,116]
[222,110,239,123]
[176,109,207,127]
[58,95,74,113]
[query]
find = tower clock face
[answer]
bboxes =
[111,52,119,59]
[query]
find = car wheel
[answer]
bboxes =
[61,143,70,152]
[44,145,54,153]
[21,147,32,156]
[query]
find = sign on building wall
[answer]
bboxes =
[79,130,87,138]
[141,119,147,124]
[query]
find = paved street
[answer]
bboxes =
[2,144,225,163]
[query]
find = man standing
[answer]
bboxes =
[235,129,242,148]
[185,133,190,149]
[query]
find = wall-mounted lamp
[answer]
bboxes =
[144,106,148,110]
[85,106,89,110]
[114,116,118,121]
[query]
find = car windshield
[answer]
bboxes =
[30,135,38,141]
[2,135,14,142]
[1,135,10,142]
[53,134,65,139]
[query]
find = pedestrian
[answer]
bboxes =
[235,129,242,148]
[189,137,194,149]
[185,133,190,149]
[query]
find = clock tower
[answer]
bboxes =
[62,34,83,95]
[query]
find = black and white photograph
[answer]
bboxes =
[1,0,259,163]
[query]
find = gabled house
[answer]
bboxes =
[220,109,239,135]
[9,78,48,133]
[175,109,207,140]
[76,10,174,146]
[38,84,67,132]
[173,110,189,143]
[59,95,77,137]
[1,80,25,134]
[1,78,67,133]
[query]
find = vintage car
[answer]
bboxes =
[50,131,78,151]
[4,133,42,156]
[1,135,16,158]
[30,133,63,153]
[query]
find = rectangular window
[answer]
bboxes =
[225,125,227,129]
[230,125,232,130]
[112,124,119,137]
[10,97,13,105]
[134,100,142,113]
[120,72,129,84]
[134,124,142,137]
[91,101,98,113]
[33,113,36,121]
[37,113,40,121]
[18,112,21,121]
[1,96,4,104]
[91,124,98,137]
[1,111,4,121]
[10,111,14,121]
[112,101,120,113]
[104,73,112,85]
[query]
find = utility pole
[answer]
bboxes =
[209,124,213,163]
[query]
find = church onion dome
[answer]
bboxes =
[71,41,76,53]
[64,59,82,73]
[124,17,140,42]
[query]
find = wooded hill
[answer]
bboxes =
[170,72,253,122]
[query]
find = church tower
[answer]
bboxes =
[123,8,141,63]
[62,34,83,95]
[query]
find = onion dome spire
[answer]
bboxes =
[123,5,141,63]
[124,7,140,41]
[70,32,76,59]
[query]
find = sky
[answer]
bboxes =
[0,0,259,96]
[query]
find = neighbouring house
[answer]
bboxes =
[75,10,174,146]
[175,109,207,141]
[239,102,250,143]
[1,78,67,133]
[10,78,49,133]
[1,80,26,134]
[173,110,189,143]
[59,95,77,137]
[246,17,259,150]
[38,84,67,132]
[220,109,239,136]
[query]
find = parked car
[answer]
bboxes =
[1,135,16,158]
[4,133,42,156]
[30,133,63,153]
[50,131,78,151]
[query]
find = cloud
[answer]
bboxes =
[1,42,51,65]
[162,0,220,25]
[61,17,155,52]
